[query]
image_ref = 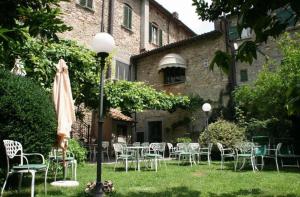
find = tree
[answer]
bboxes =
[234,33,300,136]
[0,0,71,44]
[192,0,300,68]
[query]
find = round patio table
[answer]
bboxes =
[126,146,148,171]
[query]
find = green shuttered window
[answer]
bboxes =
[240,69,248,82]
[123,4,132,30]
[149,22,163,46]
[79,0,93,9]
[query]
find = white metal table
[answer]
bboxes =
[126,146,148,171]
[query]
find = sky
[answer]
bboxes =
[155,0,214,35]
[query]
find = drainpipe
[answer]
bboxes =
[167,17,170,44]
[100,0,105,32]
[108,0,114,34]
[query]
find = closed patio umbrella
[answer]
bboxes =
[52,59,76,182]
[53,59,76,149]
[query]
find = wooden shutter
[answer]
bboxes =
[228,26,239,40]
[149,23,152,43]
[128,7,132,29]
[159,29,163,46]
[123,6,128,27]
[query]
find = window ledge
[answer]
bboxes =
[164,81,185,86]
[121,25,133,33]
[236,37,252,41]
[150,42,159,47]
[76,3,95,13]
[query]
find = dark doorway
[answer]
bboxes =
[136,132,144,143]
[148,121,162,142]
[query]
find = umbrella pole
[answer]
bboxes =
[63,148,66,180]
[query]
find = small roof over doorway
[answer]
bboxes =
[158,53,187,71]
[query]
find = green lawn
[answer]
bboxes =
[3,160,300,197]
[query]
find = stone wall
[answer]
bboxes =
[134,33,228,142]
[148,3,193,50]
[59,0,106,47]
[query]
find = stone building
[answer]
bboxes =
[224,10,300,86]
[61,0,299,143]
[131,31,228,142]
[59,0,196,142]
[59,0,195,81]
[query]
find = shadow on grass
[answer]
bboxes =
[110,186,201,197]
[208,188,298,197]
[109,187,298,197]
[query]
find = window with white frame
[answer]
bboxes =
[115,61,129,81]
[79,0,93,9]
[123,4,132,30]
[149,22,162,46]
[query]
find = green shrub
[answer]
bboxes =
[176,137,192,143]
[199,119,245,147]
[0,69,56,176]
[68,139,87,164]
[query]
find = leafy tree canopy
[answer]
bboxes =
[0,0,71,44]
[234,33,300,136]
[192,0,300,69]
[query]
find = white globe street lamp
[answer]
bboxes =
[202,103,212,144]
[91,32,115,197]
[202,103,212,112]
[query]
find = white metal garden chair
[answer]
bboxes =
[178,143,197,166]
[144,143,166,172]
[234,142,256,172]
[217,142,236,170]
[102,141,110,161]
[49,148,77,181]
[199,143,213,165]
[112,143,136,172]
[1,140,49,197]
[167,143,177,158]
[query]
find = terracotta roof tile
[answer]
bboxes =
[108,108,134,122]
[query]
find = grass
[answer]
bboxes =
[3,160,300,197]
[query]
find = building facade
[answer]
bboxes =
[59,0,195,81]
[131,31,228,142]
[60,0,196,143]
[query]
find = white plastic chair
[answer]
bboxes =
[1,140,49,197]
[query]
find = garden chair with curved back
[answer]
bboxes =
[175,143,187,159]
[217,142,236,170]
[102,141,110,161]
[112,143,136,172]
[263,143,281,172]
[234,142,257,172]
[178,143,197,166]
[144,143,166,172]
[189,143,200,163]
[48,147,77,181]
[167,143,177,159]
[1,140,49,197]
[251,136,269,170]
[199,143,213,165]
[272,142,300,171]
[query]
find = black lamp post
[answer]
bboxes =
[202,103,212,143]
[91,32,115,197]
